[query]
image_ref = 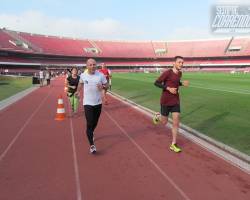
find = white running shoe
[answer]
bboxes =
[90,145,97,154]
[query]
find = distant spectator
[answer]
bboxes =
[45,70,51,86]
[39,70,44,87]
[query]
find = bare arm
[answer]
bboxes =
[75,82,83,97]
[97,82,109,91]
[182,80,189,87]
[98,74,109,91]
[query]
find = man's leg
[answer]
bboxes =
[84,105,95,146]
[109,79,111,90]
[153,104,169,125]
[169,112,182,153]
[160,104,169,125]
[171,112,180,145]
[160,115,168,125]
[93,104,102,131]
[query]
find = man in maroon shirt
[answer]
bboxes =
[153,56,189,153]
[99,63,111,105]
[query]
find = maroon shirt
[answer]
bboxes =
[157,69,182,106]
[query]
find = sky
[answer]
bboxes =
[0,0,249,41]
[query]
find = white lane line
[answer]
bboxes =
[190,85,250,95]
[0,88,53,163]
[104,110,192,200]
[68,100,83,200]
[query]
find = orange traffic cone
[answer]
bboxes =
[55,95,66,121]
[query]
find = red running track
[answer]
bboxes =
[0,77,249,200]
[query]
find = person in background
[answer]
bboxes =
[99,63,111,104]
[45,70,51,86]
[39,69,44,87]
[67,67,80,115]
[108,68,112,90]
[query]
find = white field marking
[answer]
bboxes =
[189,85,250,95]
[68,100,83,200]
[0,88,53,162]
[104,110,192,200]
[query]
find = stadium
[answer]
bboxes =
[0,1,250,200]
[1,28,250,73]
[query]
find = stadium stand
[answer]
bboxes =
[151,41,168,57]
[19,31,95,56]
[4,29,42,53]
[225,37,250,56]
[0,29,33,52]
[92,40,156,58]
[0,28,250,71]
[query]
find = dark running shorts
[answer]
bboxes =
[161,104,180,116]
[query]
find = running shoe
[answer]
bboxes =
[153,112,161,125]
[90,145,97,154]
[170,144,182,153]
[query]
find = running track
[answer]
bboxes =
[0,77,249,200]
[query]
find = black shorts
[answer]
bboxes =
[161,104,180,116]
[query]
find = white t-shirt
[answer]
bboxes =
[80,71,107,106]
[39,71,44,79]
[45,72,50,79]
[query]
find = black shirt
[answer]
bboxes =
[67,75,80,94]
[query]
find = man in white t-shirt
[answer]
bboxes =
[76,58,108,154]
[39,70,44,87]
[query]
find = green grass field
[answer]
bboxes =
[111,72,250,155]
[0,75,32,101]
